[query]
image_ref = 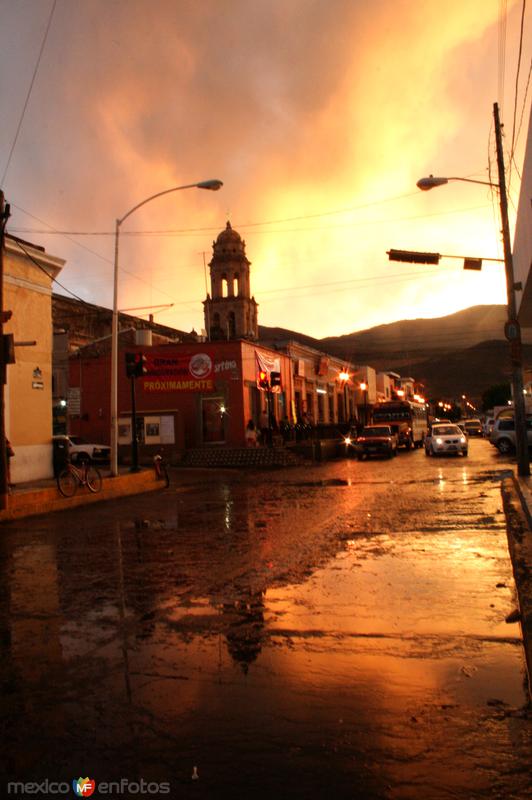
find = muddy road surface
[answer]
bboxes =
[1,439,531,798]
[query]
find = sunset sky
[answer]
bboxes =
[1,0,531,338]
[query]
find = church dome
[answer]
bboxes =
[212,221,247,258]
[215,221,242,244]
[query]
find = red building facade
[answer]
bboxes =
[69,339,292,462]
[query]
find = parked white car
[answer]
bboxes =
[425,424,468,457]
[53,435,110,464]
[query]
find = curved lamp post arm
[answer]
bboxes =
[118,179,223,226]
[416,175,498,191]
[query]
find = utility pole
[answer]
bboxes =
[493,102,530,476]
[0,191,11,510]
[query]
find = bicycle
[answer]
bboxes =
[153,452,170,488]
[57,460,103,497]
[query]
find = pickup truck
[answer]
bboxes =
[353,425,398,460]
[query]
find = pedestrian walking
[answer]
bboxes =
[245,420,258,447]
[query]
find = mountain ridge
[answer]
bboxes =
[258,305,532,401]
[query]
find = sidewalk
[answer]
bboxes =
[0,467,168,522]
[501,473,532,701]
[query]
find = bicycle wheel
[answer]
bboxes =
[86,466,102,493]
[57,468,78,497]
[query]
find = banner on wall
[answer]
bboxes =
[142,352,215,392]
[255,350,282,393]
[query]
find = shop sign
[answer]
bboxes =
[68,387,81,415]
[215,359,240,379]
[142,352,215,392]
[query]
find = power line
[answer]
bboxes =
[9,202,181,306]
[509,0,527,189]
[11,191,421,236]
[1,0,58,185]
[514,58,532,155]
[498,0,508,115]
[9,201,492,238]
[9,236,95,310]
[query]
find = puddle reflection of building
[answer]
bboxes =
[3,541,64,775]
[220,589,266,673]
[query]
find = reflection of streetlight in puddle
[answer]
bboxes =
[224,505,232,530]
[438,469,445,491]
[222,484,233,531]
[462,468,469,485]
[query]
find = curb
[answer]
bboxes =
[0,469,168,523]
[501,475,532,701]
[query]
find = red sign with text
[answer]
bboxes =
[142,352,215,392]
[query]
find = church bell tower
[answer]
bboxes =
[203,221,259,340]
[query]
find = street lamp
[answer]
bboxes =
[416,102,529,476]
[110,179,223,476]
[339,371,350,422]
[416,175,496,191]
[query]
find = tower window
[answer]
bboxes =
[233,273,239,297]
[221,275,229,297]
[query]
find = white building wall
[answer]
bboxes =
[515,104,532,326]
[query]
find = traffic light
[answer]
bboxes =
[270,371,281,388]
[387,249,441,264]
[258,369,269,389]
[126,352,148,378]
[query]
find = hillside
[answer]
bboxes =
[259,305,532,402]
[260,305,514,361]
[319,305,513,360]
[394,340,532,400]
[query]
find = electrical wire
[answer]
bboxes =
[9,202,181,306]
[9,179,490,238]
[8,201,492,239]
[514,58,532,154]
[509,0,527,189]
[9,190,420,236]
[8,236,96,310]
[498,0,508,115]
[510,0,527,157]
[1,0,58,186]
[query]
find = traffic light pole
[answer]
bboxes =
[130,375,139,472]
[267,389,273,447]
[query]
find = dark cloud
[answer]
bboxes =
[0,0,529,335]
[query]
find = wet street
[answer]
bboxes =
[1,438,531,799]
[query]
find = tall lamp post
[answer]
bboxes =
[417,102,529,477]
[110,179,223,476]
[360,381,368,426]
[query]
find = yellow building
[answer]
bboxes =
[4,236,65,481]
